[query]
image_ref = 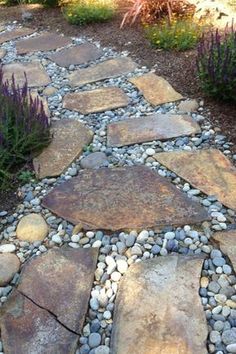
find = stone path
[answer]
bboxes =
[1,24,236,354]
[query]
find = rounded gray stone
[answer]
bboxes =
[80,152,108,169]
[88,333,101,348]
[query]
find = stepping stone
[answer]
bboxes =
[17,247,98,333]
[0,27,35,45]
[3,62,51,87]
[129,73,183,106]
[42,166,209,231]
[154,149,236,210]
[0,48,6,60]
[63,87,129,115]
[107,114,201,147]
[33,120,93,179]
[212,231,236,271]
[178,99,199,113]
[0,253,20,286]
[0,291,78,354]
[69,57,138,87]
[48,43,103,67]
[110,255,207,354]
[16,32,71,55]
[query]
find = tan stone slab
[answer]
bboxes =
[42,166,209,231]
[129,73,183,106]
[0,48,6,60]
[16,32,71,55]
[17,247,98,333]
[33,120,93,179]
[69,57,138,87]
[107,114,201,147]
[3,62,51,87]
[154,149,236,210]
[110,255,207,354]
[0,27,35,45]
[48,43,103,67]
[63,87,129,115]
[212,231,236,271]
[0,291,78,354]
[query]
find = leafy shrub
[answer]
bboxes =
[63,0,116,25]
[197,23,236,102]
[0,67,51,189]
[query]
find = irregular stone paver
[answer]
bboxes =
[48,43,103,67]
[16,214,49,242]
[0,254,20,286]
[16,32,71,55]
[0,48,6,60]
[3,62,51,87]
[107,114,201,147]
[154,149,236,210]
[80,152,108,169]
[0,27,35,45]
[212,231,236,271]
[33,120,93,179]
[110,255,207,354]
[129,73,183,106]
[0,291,78,354]
[17,247,98,333]
[69,57,138,87]
[178,99,199,112]
[63,87,129,115]
[42,166,209,231]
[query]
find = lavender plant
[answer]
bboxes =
[197,23,236,102]
[0,66,51,188]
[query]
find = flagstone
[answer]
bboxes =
[16,32,71,55]
[129,73,183,106]
[110,255,207,354]
[0,291,78,354]
[33,120,93,179]
[17,247,98,333]
[48,43,103,67]
[0,27,35,45]
[0,48,6,60]
[107,114,201,147]
[42,166,209,231]
[0,253,20,286]
[63,87,129,115]
[212,231,236,271]
[69,57,138,87]
[154,149,236,210]
[3,62,51,87]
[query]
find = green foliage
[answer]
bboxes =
[17,170,35,183]
[63,0,116,25]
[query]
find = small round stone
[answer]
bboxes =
[146,148,155,156]
[95,346,110,354]
[226,343,236,353]
[116,259,128,274]
[0,254,20,286]
[88,333,101,348]
[126,234,135,247]
[103,310,112,320]
[111,271,121,282]
[210,330,221,344]
[0,244,16,253]
[212,257,226,267]
[16,214,48,242]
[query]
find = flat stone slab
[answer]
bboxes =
[63,87,129,115]
[107,114,201,147]
[33,120,93,179]
[129,73,183,106]
[0,291,78,354]
[154,149,236,210]
[69,57,138,87]
[212,231,236,271]
[3,62,51,87]
[0,27,35,45]
[0,48,6,60]
[48,43,103,67]
[42,166,209,231]
[0,253,20,286]
[17,247,98,333]
[16,32,71,55]
[111,255,207,354]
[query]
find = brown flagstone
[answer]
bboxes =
[0,48,6,60]
[33,120,93,179]
[2,62,51,87]
[48,43,103,67]
[0,291,78,354]
[16,32,71,55]
[69,57,138,87]
[154,149,236,210]
[107,113,201,147]
[0,27,35,45]
[63,87,129,115]
[17,247,98,333]
[212,230,236,271]
[110,255,207,354]
[42,166,209,231]
[129,73,183,106]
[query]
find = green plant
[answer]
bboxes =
[197,23,236,102]
[18,170,35,183]
[63,0,116,25]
